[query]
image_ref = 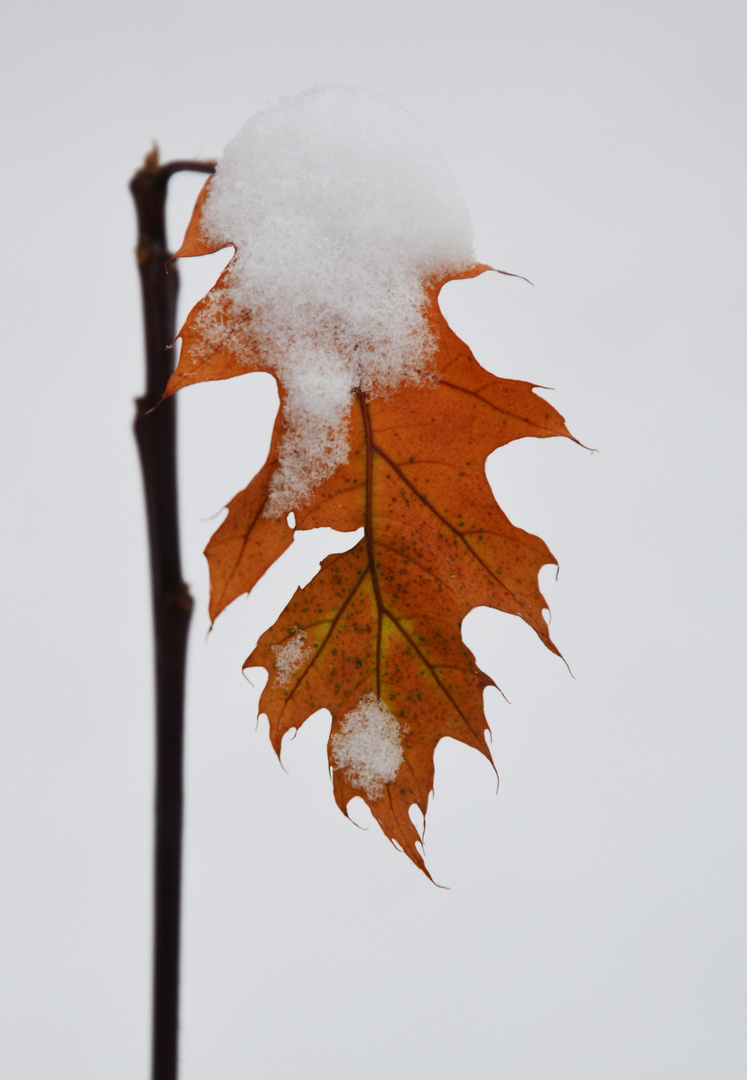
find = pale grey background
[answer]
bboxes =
[1,1,745,1077]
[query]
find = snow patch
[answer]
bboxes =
[271,630,312,687]
[330,694,404,799]
[200,85,475,514]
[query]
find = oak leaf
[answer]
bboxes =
[165,179,575,877]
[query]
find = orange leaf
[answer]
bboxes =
[170,202,575,876]
[243,271,574,875]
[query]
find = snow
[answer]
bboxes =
[271,630,312,688]
[330,694,405,799]
[199,85,475,514]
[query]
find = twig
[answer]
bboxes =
[130,148,215,1080]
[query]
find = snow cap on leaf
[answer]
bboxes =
[197,85,476,513]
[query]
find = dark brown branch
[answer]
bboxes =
[130,147,215,1080]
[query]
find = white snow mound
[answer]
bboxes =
[200,85,475,514]
[330,694,405,800]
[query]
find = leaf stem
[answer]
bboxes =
[130,148,214,1080]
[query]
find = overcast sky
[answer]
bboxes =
[2,1,745,1078]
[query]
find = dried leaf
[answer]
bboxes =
[170,180,575,876]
